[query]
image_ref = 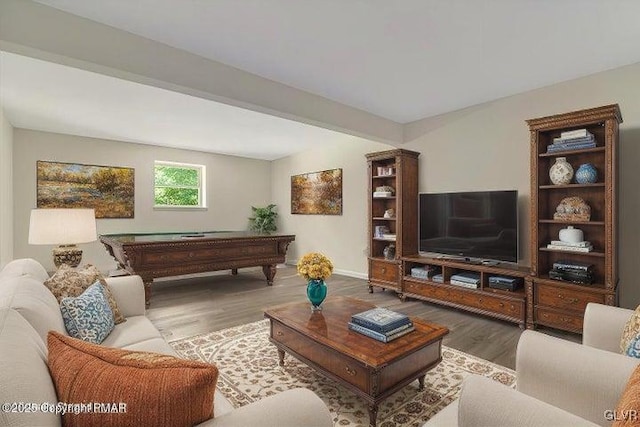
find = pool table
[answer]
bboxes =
[100,231,295,305]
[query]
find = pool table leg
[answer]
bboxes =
[142,279,152,307]
[262,264,277,286]
[231,268,238,275]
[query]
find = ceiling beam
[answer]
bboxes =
[0,0,403,145]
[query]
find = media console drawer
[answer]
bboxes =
[369,259,398,284]
[535,307,583,332]
[536,283,605,311]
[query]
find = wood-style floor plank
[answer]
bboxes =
[146,266,579,369]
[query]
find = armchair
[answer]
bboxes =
[426,303,639,426]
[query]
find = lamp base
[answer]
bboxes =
[53,245,83,268]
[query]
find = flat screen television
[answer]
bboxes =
[419,190,518,263]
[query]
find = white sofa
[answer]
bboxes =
[0,258,332,427]
[426,303,639,426]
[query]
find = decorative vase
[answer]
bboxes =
[559,226,584,243]
[574,163,598,184]
[306,279,327,311]
[383,244,396,260]
[549,157,574,185]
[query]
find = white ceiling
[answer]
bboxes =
[0,51,359,160]
[3,0,640,159]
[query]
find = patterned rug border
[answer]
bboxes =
[169,319,515,427]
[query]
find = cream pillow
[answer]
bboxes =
[620,306,640,356]
[44,264,125,324]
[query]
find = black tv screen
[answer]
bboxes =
[419,190,518,263]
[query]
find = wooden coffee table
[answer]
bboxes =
[264,296,449,427]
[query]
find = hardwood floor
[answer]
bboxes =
[146,265,579,370]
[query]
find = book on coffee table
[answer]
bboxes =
[350,307,411,333]
[348,321,415,343]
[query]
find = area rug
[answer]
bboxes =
[169,320,516,427]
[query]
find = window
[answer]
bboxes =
[154,161,206,208]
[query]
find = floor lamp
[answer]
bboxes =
[28,208,97,268]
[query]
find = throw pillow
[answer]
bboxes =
[620,305,640,355]
[47,331,218,427]
[44,264,126,324]
[613,364,640,426]
[60,282,115,344]
[625,335,640,358]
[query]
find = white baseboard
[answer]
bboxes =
[333,269,368,280]
[284,261,367,280]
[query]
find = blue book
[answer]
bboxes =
[547,142,596,152]
[351,307,411,333]
[348,322,415,342]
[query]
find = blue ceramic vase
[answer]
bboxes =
[306,279,327,311]
[575,163,598,184]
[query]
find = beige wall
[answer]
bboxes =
[0,106,13,268]
[13,129,272,272]
[402,61,640,308]
[273,138,392,278]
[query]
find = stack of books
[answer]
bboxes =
[450,272,480,289]
[547,129,596,153]
[549,260,594,285]
[546,240,593,253]
[373,191,393,198]
[348,307,415,343]
[410,265,439,280]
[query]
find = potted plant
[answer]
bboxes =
[248,204,278,234]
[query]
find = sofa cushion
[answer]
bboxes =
[620,305,640,356]
[44,264,125,324]
[48,331,218,427]
[0,276,67,341]
[100,315,164,348]
[60,282,115,344]
[0,308,61,427]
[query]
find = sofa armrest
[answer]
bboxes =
[102,275,146,317]
[583,303,633,352]
[458,375,598,427]
[516,330,639,426]
[195,388,332,427]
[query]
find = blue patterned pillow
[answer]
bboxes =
[60,282,115,344]
[625,334,640,358]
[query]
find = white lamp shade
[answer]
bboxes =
[29,208,97,245]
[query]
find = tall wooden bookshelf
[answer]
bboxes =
[527,104,622,333]
[366,149,420,294]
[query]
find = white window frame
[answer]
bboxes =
[153,160,207,209]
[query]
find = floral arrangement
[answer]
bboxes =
[296,252,333,281]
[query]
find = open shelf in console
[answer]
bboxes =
[401,255,530,328]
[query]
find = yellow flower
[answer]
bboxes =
[296,252,333,281]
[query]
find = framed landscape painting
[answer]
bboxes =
[37,161,135,218]
[291,168,342,215]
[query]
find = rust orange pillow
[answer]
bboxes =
[47,331,218,427]
[613,364,640,427]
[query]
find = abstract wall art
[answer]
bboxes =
[291,168,342,215]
